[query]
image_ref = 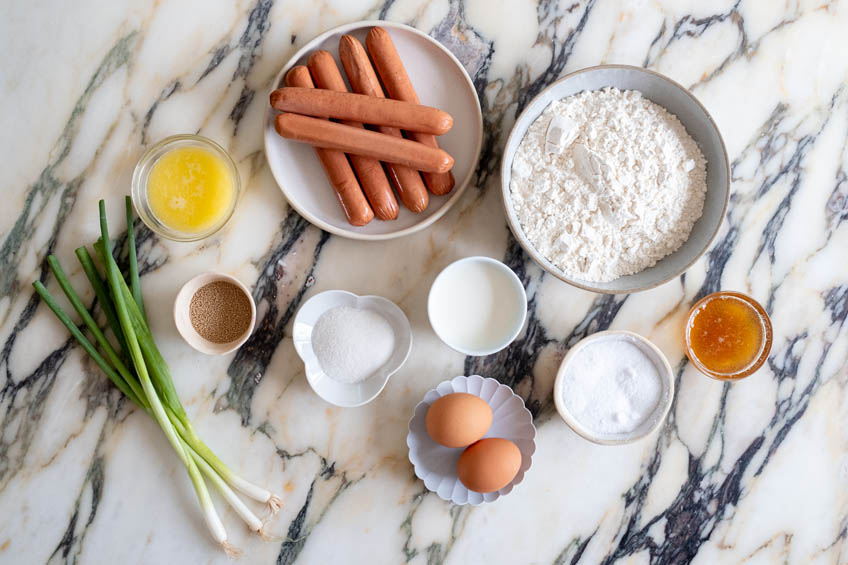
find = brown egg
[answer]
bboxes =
[425,393,493,448]
[457,438,521,493]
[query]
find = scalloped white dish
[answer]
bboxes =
[407,375,536,505]
[293,290,412,407]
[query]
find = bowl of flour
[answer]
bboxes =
[501,65,729,293]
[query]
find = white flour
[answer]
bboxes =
[561,336,663,435]
[510,88,707,282]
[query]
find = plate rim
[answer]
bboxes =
[263,19,483,241]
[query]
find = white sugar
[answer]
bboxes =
[311,306,395,384]
[561,336,662,435]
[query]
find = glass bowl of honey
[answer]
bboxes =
[132,134,241,242]
[685,291,773,380]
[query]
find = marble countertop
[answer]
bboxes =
[2,1,847,563]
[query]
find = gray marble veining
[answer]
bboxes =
[1,1,846,563]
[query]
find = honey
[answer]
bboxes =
[685,291,772,380]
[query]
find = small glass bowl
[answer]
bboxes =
[131,134,241,242]
[685,291,773,380]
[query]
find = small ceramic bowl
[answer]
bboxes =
[292,290,412,407]
[553,330,674,445]
[174,272,256,355]
[407,375,536,505]
[501,65,730,293]
[427,256,527,356]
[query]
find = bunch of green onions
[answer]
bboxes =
[33,198,280,557]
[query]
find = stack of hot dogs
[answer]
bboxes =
[269,27,456,226]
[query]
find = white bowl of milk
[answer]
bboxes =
[427,256,527,356]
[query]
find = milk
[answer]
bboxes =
[428,258,526,355]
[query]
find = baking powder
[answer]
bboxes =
[560,335,662,435]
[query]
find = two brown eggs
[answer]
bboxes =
[425,393,521,493]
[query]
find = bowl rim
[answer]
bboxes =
[263,19,483,241]
[426,256,528,356]
[500,63,731,294]
[553,330,675,445]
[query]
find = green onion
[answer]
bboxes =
[110,236,281,509]
[46,255,146,407]
[32,281,142,408]
[32,199,280,555]
[75,246,128,356]
[125,196,146,321]
[99,201,232,550]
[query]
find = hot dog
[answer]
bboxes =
[338,35,429,214]
[366,26,456,196]
[269,87,453,135]
[274,112,454,174]
[307,51,399,221]
[284,66,374,226]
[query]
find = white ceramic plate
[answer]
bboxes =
[407,375,536,505]
[264,20,483,240]
[292,290,412,407]
[501,65,730,293]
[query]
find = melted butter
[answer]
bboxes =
[147,146,234,233]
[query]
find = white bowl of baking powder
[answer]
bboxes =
[501,65,729,293]
[553,330,674,445]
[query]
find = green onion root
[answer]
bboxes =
[188,445,264,533]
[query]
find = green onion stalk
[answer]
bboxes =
[33,198,281,555]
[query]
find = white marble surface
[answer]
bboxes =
[1,1,848,564]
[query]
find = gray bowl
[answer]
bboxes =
[501,65,729,293]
